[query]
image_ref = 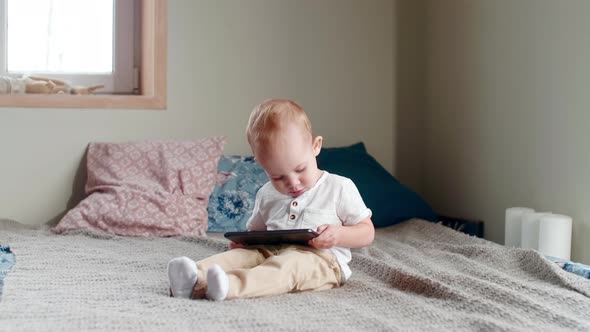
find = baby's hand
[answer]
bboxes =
[229,241,246,249]
[309,224,341,249]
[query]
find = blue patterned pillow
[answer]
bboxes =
[207,156,269,232]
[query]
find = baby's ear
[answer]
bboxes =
[312,136,323,156]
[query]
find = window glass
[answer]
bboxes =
[7,0,113,73]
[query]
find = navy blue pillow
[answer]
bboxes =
[317,142,438,227]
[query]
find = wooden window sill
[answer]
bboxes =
[0,94,166,109]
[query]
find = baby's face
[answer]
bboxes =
[254,124,322,197]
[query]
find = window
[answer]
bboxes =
[0,0,167,109]
[1,0,135,94]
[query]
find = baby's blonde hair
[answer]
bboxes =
[246,99,313,149]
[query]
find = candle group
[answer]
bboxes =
[504,207,572,260]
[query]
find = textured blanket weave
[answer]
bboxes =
[0,219,589,331]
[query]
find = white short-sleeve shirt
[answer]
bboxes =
[247,171,372,280]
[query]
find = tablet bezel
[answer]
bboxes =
[224,229,319,246]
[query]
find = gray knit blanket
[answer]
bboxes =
[1,219,589,331]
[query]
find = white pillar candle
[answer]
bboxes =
[538,214,572,261]
[521,212,551,250]
[505,207,535,247]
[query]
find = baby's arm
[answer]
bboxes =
[245,192,267,231]
[309,217,374,249]
[309,178,374,249]
[229,196,267,249]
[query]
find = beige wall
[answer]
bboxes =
[0,0,394,225]
[394,0,426,195]
[423,0,590,264]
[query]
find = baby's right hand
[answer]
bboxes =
[229,241,246,249]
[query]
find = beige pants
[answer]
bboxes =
[191,245,342,300]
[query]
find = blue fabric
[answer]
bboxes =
[317,142,438,227]
[0,245,16,299]
[207,155,269,232]
[547,256,590,279]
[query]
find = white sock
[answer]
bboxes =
[167,256,198,299]
[206,264,229,301]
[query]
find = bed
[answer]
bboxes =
[1,218,589,331]
[1,139,589,330]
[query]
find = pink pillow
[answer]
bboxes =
[52,137,226,237]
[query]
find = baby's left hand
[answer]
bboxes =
[229,241,246,249]
[309,224,341,249]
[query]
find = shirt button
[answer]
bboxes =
[290,214,296,220]
[292,201,298,207]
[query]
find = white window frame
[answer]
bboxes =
[0,0,136,94]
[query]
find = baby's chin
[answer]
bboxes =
[289,189,307,197]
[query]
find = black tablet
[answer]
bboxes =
[224,229,319,246]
